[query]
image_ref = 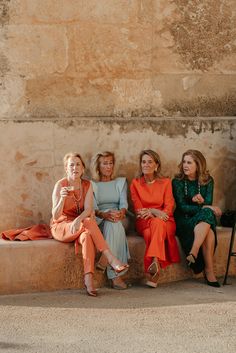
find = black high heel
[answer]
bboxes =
[203,273,221,288]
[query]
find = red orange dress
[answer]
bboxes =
[51,178,108,274]
[130,177,180,272]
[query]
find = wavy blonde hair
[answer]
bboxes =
[175,149,211,185]
[63,152,85,170]
[139,150,162,179]
[90,151,115,181]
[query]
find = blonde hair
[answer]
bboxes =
[139,150,162,178]
[175,149,211,185]
[90,151,115,181]
[63,152,85,169]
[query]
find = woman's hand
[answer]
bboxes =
[137,208,169,221]
[70,217,82,234]
[151,209,169,221]
[106,210,124,222]
[136,208,154,220]
[203,205,222,217]
[60,187,69,199]
[192,193,204,204]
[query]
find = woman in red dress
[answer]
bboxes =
[51,152,128,297]
[130,150,180,287]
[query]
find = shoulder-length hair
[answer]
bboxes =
[139,150,162,179]
[63,152,86,170]
[175,149,211,185]
[90,151,115,181]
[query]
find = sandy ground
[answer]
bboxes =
[0,278,235,353]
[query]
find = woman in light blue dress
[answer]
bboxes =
[90,151,130,289]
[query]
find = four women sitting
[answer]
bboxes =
[50,148,222,295]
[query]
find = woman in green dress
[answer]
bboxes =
[172,150,222,287]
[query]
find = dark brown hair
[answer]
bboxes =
[175,149,211,185]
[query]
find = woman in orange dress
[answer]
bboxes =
[130,150,180,287]
[51,152,128,297]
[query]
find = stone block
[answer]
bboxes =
[0,227,235,294]
[4,25,68,78]
[152,74,236,116]
[72,23,152,79]
[11,0,139,25]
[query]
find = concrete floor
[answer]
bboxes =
[0,277,235,353]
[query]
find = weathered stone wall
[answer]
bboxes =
[0,0,236,118]
[0,117,235,230]
[0,1,235,230]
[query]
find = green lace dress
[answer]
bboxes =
[172,177,217,274]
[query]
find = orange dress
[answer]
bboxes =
[50,178,108,274]
[130,177,180,272]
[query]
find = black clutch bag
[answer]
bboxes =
[220,210,236,227]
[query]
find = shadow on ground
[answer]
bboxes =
[0,278,235,310]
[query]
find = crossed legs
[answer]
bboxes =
[79,218,129,295]
[189,222,217,281]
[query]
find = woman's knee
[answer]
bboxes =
[194,221,211,232]
[80,231,92,245]
[83,217,98,229]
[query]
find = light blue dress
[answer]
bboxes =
[91,177,130,279]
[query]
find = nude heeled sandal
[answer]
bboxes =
[186,253,196,266]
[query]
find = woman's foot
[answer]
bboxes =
[186,253,196,266]
[103,250,129,274]
[84,273,97,297]
[112,276,128,290]
[145,272,159,288]
[204,271,220,288]
[96,253,108,272]
[147,258,159,276]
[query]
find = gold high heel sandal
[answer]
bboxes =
[146,261,160,288]
[111,263,129,274]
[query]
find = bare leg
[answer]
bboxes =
[84,272,97,297]
[202,229,217,282]
[190,222,211,258]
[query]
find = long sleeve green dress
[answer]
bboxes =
[172,177,217,274]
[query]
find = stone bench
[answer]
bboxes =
[0,227,235,295]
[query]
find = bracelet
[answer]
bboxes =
[95,210,103,219]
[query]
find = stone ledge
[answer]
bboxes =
[0,227,235,295]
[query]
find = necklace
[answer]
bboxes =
[144,176,155,184]
[72,186,83,214]
[184,179,201,197]
[68,179,83,214]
